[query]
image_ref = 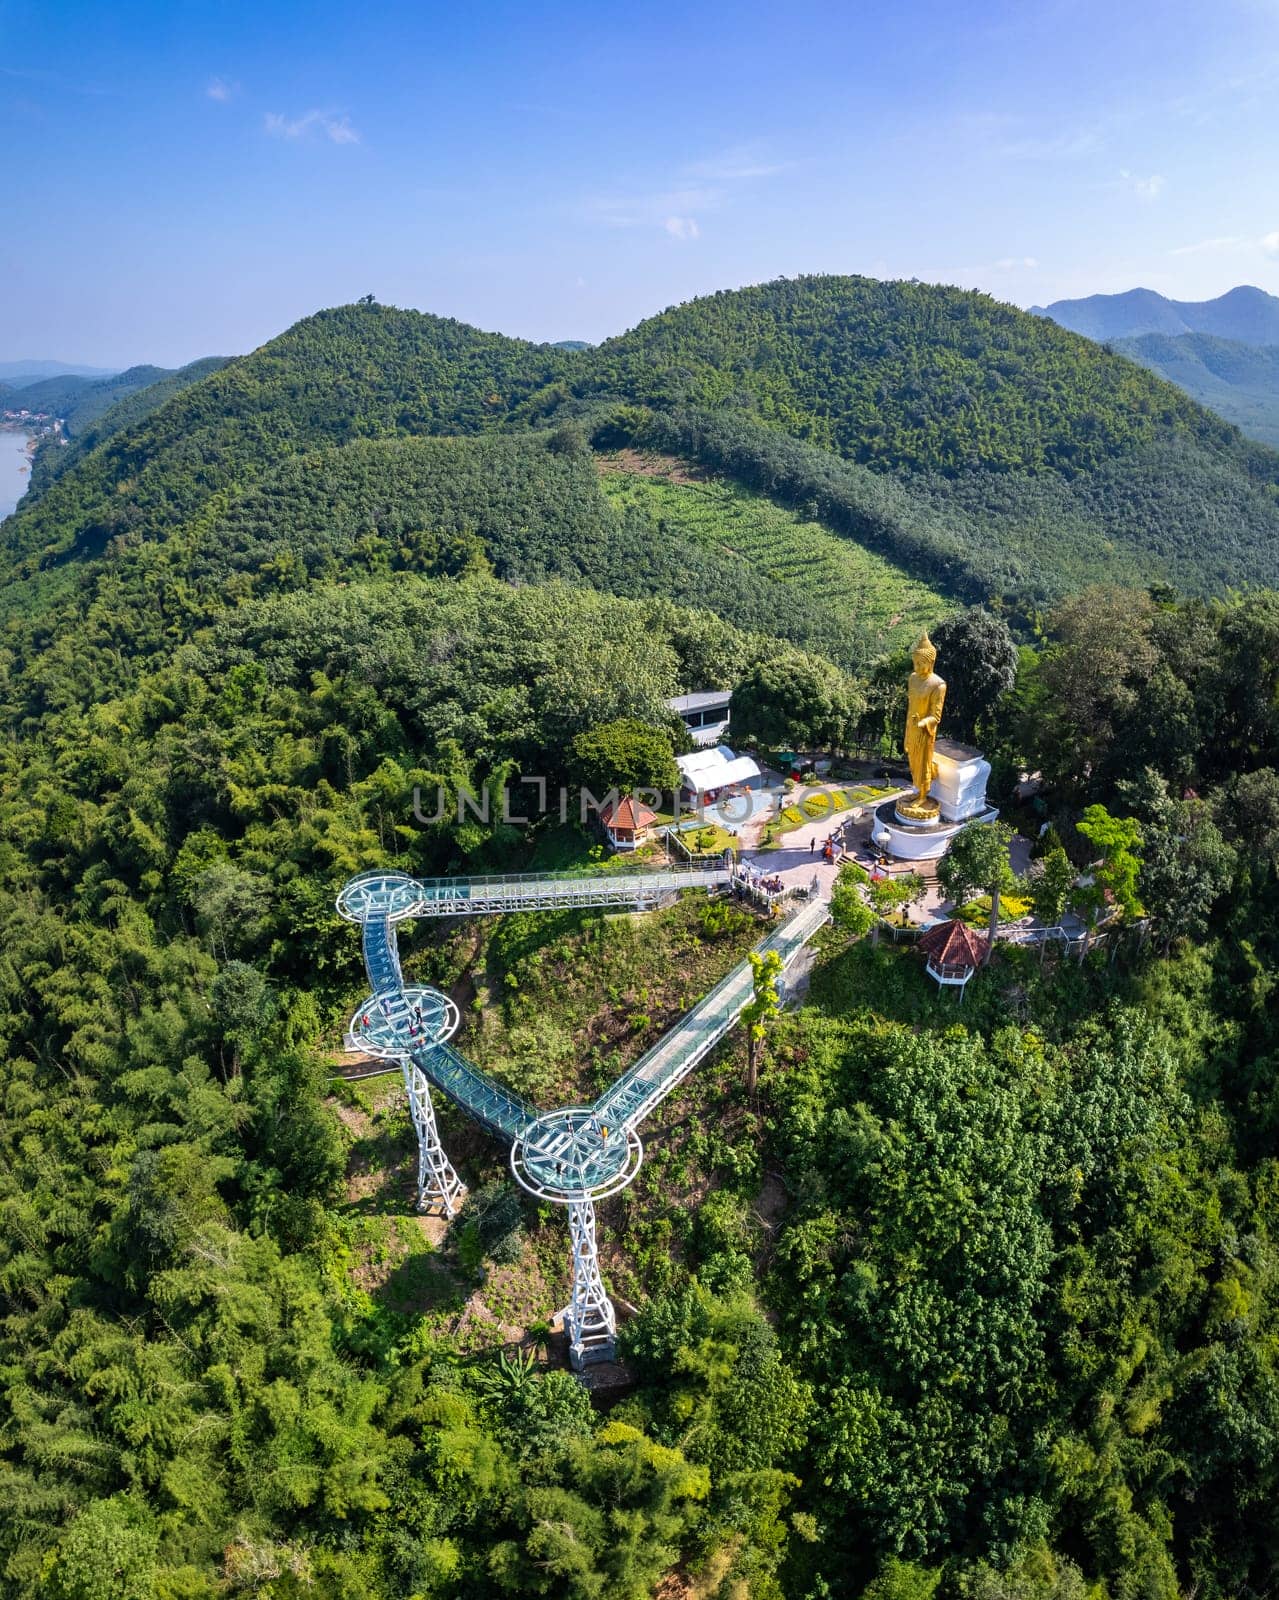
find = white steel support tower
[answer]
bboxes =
[565,1199,616,1366]
[403,1060,466,1216]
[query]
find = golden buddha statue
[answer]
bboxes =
[899,631,946,821]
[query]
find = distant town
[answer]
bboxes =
[1,406,61,433]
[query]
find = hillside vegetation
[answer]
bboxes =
[598,450,947,652]
[5,276,1279,1598]
[584,275,1244,474]
[1115,331,1279,448]
[2,305,571,570]
[26,356,231,494]
[7,277,1279,616]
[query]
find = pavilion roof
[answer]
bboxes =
[919,918,988,969]
[600,795,657,831]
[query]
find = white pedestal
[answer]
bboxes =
[932,740,991,824]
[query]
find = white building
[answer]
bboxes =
[667,690,732,749]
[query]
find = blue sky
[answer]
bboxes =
[2,0,1278,367]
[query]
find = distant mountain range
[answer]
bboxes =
[0,359,119,383]
[1110,333,1279,450]
[1030,286,1279,448]
[1031,285,1279,344]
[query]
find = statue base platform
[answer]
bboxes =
[932,740,993,823]
[872,799,1000,861]
[895,795,941,824]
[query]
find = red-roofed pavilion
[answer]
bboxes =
[918,918,989,996]
[600,795,658,852]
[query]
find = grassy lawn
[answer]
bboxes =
[846,783,902,804]
[664,821,740,857]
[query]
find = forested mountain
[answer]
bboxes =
[3,364,163,421]
[4,276,1279,1599]
[25,356,230,495]
[1114,331,1279,448]
[7,278,1279,614]
[2,304,570,571]
[1034,283,1279,343]
[584,275,1245,473]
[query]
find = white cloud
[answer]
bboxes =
[264,109,360,144]
[206,76,236,103]
[1170,234,1250,256]
[1000,127,1105,160]
[994,256,1039,270]
[1117,169,1165,200]
[584,145,784,240]
[683,145,791,182]
[1167,230,1279,259]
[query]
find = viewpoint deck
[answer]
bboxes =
[340,861,830,1368]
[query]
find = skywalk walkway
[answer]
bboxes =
[339,863,829,1366]
[338,863,732,922]
[591,896,828,1133]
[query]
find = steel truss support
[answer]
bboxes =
[401,1060,465,1216]
[561,1198,617,1370]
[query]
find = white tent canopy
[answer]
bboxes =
[676,747,761,795]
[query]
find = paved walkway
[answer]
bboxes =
[740,785,911,906]
[738,780,1031,931]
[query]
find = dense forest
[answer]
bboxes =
[2,276,1279,1599]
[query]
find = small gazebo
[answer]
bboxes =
[919,919,989,998]
[600,795,657,853]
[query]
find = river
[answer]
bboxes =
[0,430,34,521]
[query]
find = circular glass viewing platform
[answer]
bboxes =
[511,1107,643,1202]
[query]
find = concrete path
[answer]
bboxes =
[739,780,1032,933]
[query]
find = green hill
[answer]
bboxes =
[584,274,1244,474]
[9,279,1279,618]
[1114,332,1279,449]
[25,356,231,496]
[1,304,571,572]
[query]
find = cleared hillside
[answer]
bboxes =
[597,450,947,652]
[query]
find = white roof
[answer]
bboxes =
[681,754,760,794]
[676,747,731,780]
[667,690,732,715]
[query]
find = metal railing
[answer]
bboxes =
[342,863,734,920]
[342,870,831,1196]
[593,897,830,1133]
